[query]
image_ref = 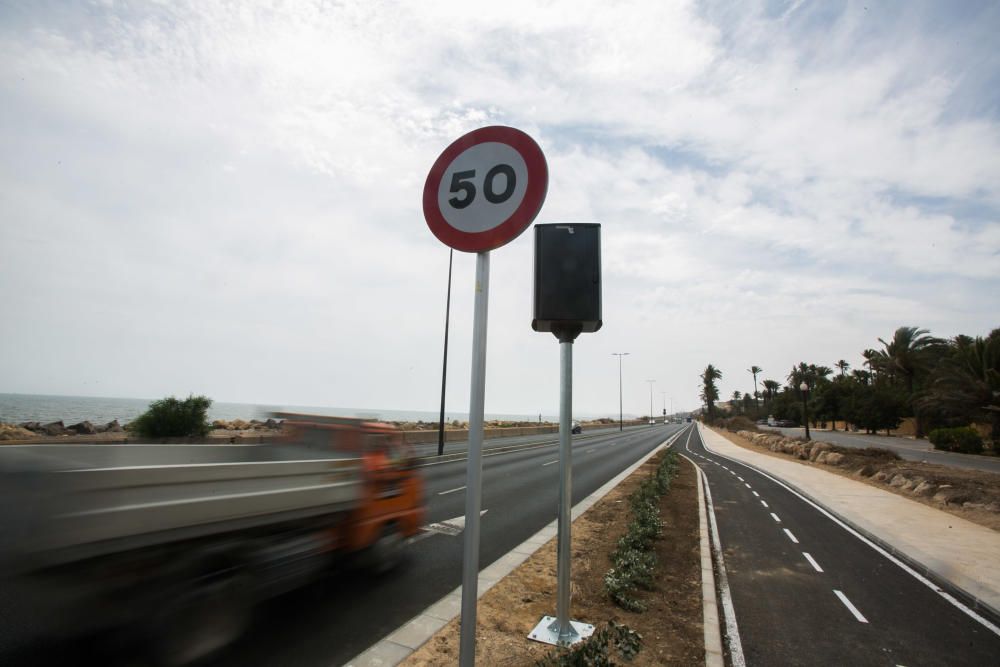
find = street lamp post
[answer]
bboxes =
[646,380,655,424]
[799,381,811,440]
[612,353,629,431]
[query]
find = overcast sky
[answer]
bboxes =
[2,1,998,419]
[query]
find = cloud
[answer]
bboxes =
[1,0,998,416]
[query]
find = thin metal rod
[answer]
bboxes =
[459,251,490,667]
[437,249,454,456]
[553,339,576,642]
[617,355,623,431]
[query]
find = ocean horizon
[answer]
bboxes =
[0,392,620,426]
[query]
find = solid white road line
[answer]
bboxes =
[784,528,799,544]
[543,459,559,466]
[803,552,824,572]
[834,589,869,623]
[696,456,747,666]
[770,512,782,523]
[438,485,466,495]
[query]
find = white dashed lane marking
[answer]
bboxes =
[834,590,869,623]
[784,528,799,544]
[803,552,824,572]
[770,512,782,523]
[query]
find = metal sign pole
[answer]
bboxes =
[554,338,575,642]
[459,251,490,667]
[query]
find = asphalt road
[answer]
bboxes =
[769,426,1000,474]
[201,423,684,666]
[682,427,1000,667]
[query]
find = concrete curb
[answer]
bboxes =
[698,424,1000,628]
[678,453,724,667]
[344,426,692,666]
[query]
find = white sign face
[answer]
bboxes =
[436,142,529,234]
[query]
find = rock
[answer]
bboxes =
[816,452,829,464]
[933,488,970,505]
[43,421,66,436]
[264,418,280,429]
[809,443,831,461]
[873,471,890,482]
[212,420,231,430]
[855,464,876,477]
[0,424,38,440]
[230,419,250,430]
[889,474,909,488]
[19,421,42,432]
[824,452,846,466]
[912,481,936,497]
[962,502,989,511]
[67,421,97,435]
[103,419,123,433]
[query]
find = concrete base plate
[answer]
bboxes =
[527,615,595,647]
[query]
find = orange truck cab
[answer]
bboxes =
[275,414,425,559]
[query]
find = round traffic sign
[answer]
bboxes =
[423,126,548,253]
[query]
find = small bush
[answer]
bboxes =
[604,451,678,611]
[929,427,984,454]
[131,395,212,438]
[536,621,642,666]
[719,416,759,433]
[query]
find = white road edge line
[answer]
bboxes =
[686,429,747,667]
[803,552,824,572]
[834,589,869,623]
[696,422,1000,637]
[438,485,466,496]
[543,459,559,466]
[784,528,799,544]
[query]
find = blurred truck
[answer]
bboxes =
[0,413,425,664]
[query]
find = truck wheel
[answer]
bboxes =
[367,523,404,575]
[149,572,252,666]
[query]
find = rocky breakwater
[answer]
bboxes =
[735,429,1000,517]
[1,419,124,440]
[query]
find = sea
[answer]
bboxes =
[0,393,559,426]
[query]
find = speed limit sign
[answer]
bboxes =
[423,126,548,253]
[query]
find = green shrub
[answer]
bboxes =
[928,427,984,454]
[535,621,642,666]
[604,451,678,612]
[131,395,213,438]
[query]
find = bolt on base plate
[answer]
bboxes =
[527,615,595,647]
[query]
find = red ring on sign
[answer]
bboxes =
[423,126,548,253]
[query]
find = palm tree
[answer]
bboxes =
[748,365,762,412]
[919,335,1000,441]
[762,379,781,404]
[731,390,742,414]
[835,360,850,377]
[700,365,722,418]
[877,326,945,395]
[877,326,946,438]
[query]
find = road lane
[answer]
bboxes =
[683,427,1000,666]
[207,423,685,666]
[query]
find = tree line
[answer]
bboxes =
[699,325,1000,444]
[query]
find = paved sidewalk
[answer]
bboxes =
[698,424,1000,618]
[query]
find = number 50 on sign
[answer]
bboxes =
[423,126,548,253]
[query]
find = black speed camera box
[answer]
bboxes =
[532,223,602,334]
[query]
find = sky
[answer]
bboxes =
[2,0,999,420]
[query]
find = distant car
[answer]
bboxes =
[756,419,768,426]
[774,419,797,427]
[648,419,655,425]
[571,421,582,434]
